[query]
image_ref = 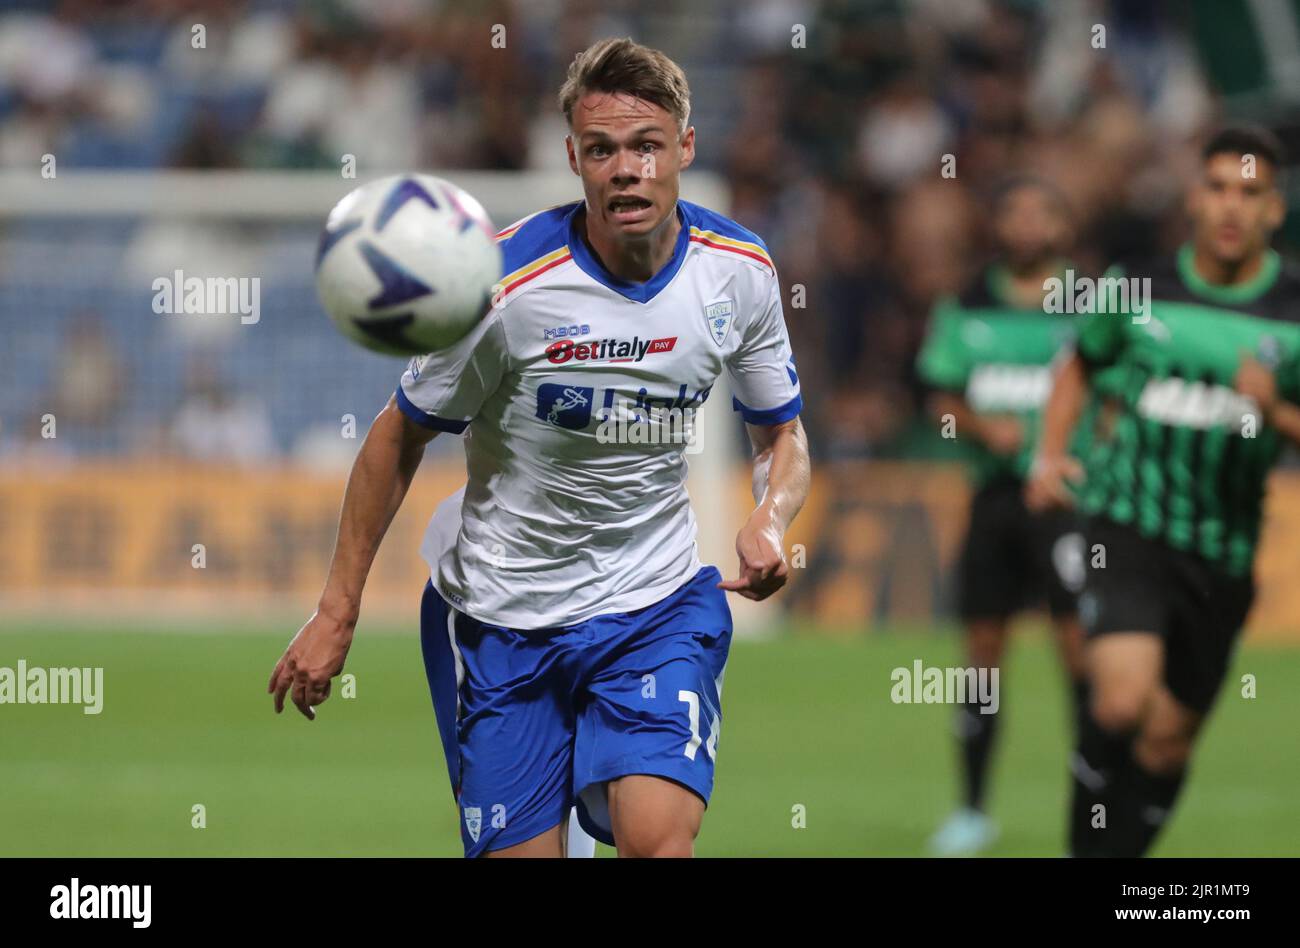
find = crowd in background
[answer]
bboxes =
[0,0,1294,462]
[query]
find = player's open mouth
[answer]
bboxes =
[608,196,653,221]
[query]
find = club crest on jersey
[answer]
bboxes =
[536,383,594,429]
[705,300,734,346]
[463,806,482,843]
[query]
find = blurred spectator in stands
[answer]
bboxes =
[53,311,128,431]
[0,4,96,166]
[170,356,276,464]
[0,413,77,468]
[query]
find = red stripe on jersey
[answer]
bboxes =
[500,251,572,296]
[688,235,773,269]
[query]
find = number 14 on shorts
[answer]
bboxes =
[679,690,720,761]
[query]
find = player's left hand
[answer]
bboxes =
[268,609,354,721]
[718,506,789,601]
[1235,353,1278,416]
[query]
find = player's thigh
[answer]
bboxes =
[1086,632,1163,730]
[1078,519,1171,729]
[576,647,727,839]
[482,824,565,859]
[607,774,704,857]
[452,616,578,858]
[573,568,732,847]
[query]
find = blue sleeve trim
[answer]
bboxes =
[395,386,470,434]
[731,392,802,425]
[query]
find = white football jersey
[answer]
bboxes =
[398,199,801,629]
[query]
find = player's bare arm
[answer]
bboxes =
[1235,353,1300,445]
[268,396,437,720]
[719,416,810,601]
[1024,350,1087,512]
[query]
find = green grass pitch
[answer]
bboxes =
[2,622,1296,856]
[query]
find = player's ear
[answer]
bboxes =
[679,126,696,172]
[565,134,579,176]
[1265,186,1286,230]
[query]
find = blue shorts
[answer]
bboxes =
[419,565,733,857]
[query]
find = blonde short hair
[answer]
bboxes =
[558,37,691,135]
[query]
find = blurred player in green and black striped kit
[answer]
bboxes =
[917,177,1090,855]
[1028,126,1300,857]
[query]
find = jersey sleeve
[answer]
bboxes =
[1075,264,1128,368]
[726,273,802,425]
[1274,351,1300,404]
[915,296,969,391]
[395,309,510,434]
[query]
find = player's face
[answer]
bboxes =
[1188,153,1284,265]
[992,185,1070,271]
[566,90,695,241]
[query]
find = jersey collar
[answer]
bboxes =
[986,260,1071,311]
[566,202,690,303]
[1177,242,1280,304]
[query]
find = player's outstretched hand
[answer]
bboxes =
[718,508,789,601]
[267,609,354,721]
[1024,453,1084,512]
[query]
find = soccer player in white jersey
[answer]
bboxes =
[269,37,811,857]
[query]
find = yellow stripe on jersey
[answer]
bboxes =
[687,226,774,269]
[499,246,572,293]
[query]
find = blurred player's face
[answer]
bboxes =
[1188,153,1284,266]
[992,185,1070,271]
[566,90,695,242]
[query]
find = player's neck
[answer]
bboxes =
[1191,243,1266,287]
[582,205,681,283]
[1000,258,1063,308]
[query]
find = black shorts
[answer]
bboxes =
[956,476,1085,621]
[1079,517,1255,714]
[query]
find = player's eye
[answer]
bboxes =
[638,142,660,153]
[588,145,610,158]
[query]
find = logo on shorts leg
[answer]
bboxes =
[463,806,482,843]
[536,383,593,429]
[1077,591,1100,632]
[1053,531,1087,594]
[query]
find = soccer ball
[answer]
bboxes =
[314,174,502,356]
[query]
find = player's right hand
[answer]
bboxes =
[267,609,355,721]
[1024,453,1084,512]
